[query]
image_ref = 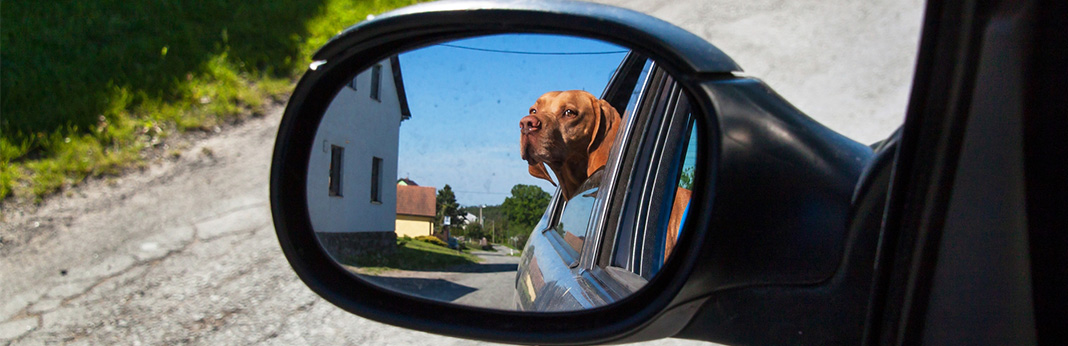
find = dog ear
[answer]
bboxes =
[586,99,621,176]
[528,162,557,187]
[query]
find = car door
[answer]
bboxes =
[862,0,1067,344]
[515,52,699,311]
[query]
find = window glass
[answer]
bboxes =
[608,84,695,278]
[606,60,653,265]
[370,64,382,101]
[329,145,343,197]
[370,156,382,202]
[653,120,697,276]
[554,172,602,254]
[621,60,654,118]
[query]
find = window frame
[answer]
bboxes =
[537,52,652,269]
[587,68,694,285]
[328,145,344,197]
[370,64,382,102]
[347,75,358,91]
[370,156,382,203]
[595,65,674,273]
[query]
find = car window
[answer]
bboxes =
[604,70,693,279]
[595,60,655,266]
[542,57,653,261]
[552,169,604,254]
[653,119,696,276]
[620,60,654,118]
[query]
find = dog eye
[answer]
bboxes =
[564,109,576,117]
[529,108,536,114]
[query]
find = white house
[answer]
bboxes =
[306,56,411,258]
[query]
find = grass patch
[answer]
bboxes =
[345,239,482,275]
[0,0,423,202]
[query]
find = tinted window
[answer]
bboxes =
[652,119,696,276]
[607,81,695,279]
[555,185,598,254]
[604,60,654,265]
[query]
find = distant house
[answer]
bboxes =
[463,212,479,226]
[397,177,420,186]
[396,185,436,238]
[307,56,410,257]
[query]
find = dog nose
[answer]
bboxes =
[520,115,541,134]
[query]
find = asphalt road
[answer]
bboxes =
[0,0,923,344]
[358,245,521,310]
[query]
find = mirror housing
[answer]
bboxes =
[271,1,877,344]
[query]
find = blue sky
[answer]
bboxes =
[396,34,629,206]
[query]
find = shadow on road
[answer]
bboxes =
[360,276,478,302]
[443,263,518,273]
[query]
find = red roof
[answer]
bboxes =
[397,185,436,217]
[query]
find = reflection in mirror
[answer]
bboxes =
[306,34,694,312]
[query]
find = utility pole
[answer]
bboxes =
[480,204,484,228]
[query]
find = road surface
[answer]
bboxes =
[0,0,923,344]
[358,245,520,310]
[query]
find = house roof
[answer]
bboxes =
[389,56,412,122]
[397,178,419,186]
[397,185,435,217]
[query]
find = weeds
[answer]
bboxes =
[344,239,481,275]
[0,0,423,202]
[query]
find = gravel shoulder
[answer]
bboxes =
[0,106,503,345]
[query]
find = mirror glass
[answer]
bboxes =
[306,34,697,311]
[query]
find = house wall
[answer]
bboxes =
[307,59,402,237]
[395,215,434,238]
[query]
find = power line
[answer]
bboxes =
[437,43,629,56]
[453,190,511,195]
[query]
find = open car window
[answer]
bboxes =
[540,54,652,264]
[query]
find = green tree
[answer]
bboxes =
[500,184,552,229]
[463,222,484,240]
[435,184,465,230]
[679,166,695,190]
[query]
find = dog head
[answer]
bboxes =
[520,90,621,197]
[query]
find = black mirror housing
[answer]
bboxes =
[271,1,878,344]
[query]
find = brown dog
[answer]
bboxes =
[664,187,692,260]
[521,90,692,260]
[519,90,621,200]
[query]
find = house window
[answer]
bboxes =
[329,146,343,197]
[370,64,382,101]
[370,157,382,202]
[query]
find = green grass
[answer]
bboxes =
[344,239,482,275]
[0,0,423,202]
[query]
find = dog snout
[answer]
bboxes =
[520,115,542,135]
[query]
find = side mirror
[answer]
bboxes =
[271,1,876,344]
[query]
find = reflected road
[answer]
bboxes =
[359,245,521,310]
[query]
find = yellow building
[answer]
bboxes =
[395,184,436,238]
